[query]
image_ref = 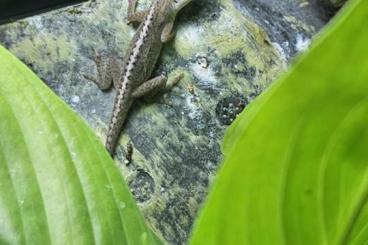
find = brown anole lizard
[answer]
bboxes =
[84,0,192,155]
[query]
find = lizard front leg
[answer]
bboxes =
[127,0,147,24]
[83,49,122,91]
[132,73,184,99]
[161,21,175,43]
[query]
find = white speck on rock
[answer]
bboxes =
[296,34,310,52]
[189,62,217,87]
[272,42,287,63]
[197,56,209,68]
[71,95,80,104]
[186,95,202,120]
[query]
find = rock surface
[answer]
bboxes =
[323,0,347,8]
[0,0,341,244]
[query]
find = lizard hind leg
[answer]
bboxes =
[132,73,184,99]
[110,56,123,90]
[165,73,184,90]
[132,75,167,99]
[83,49,114,91]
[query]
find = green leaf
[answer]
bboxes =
[189,0,368,244]
[0,46,161,245]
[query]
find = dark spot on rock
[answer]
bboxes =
[216,96,248,125]
[178,0,222,23]
[128,169,155,203]
[222,51,257,81]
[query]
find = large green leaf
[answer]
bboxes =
[0,46,161,244]
[189,0,368,244]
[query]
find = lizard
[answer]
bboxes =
[84,0,192,155]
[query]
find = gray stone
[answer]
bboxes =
[0,0,338,244]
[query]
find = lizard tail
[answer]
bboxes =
[105,98,133,156]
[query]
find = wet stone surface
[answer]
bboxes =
[0,0,342,244]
